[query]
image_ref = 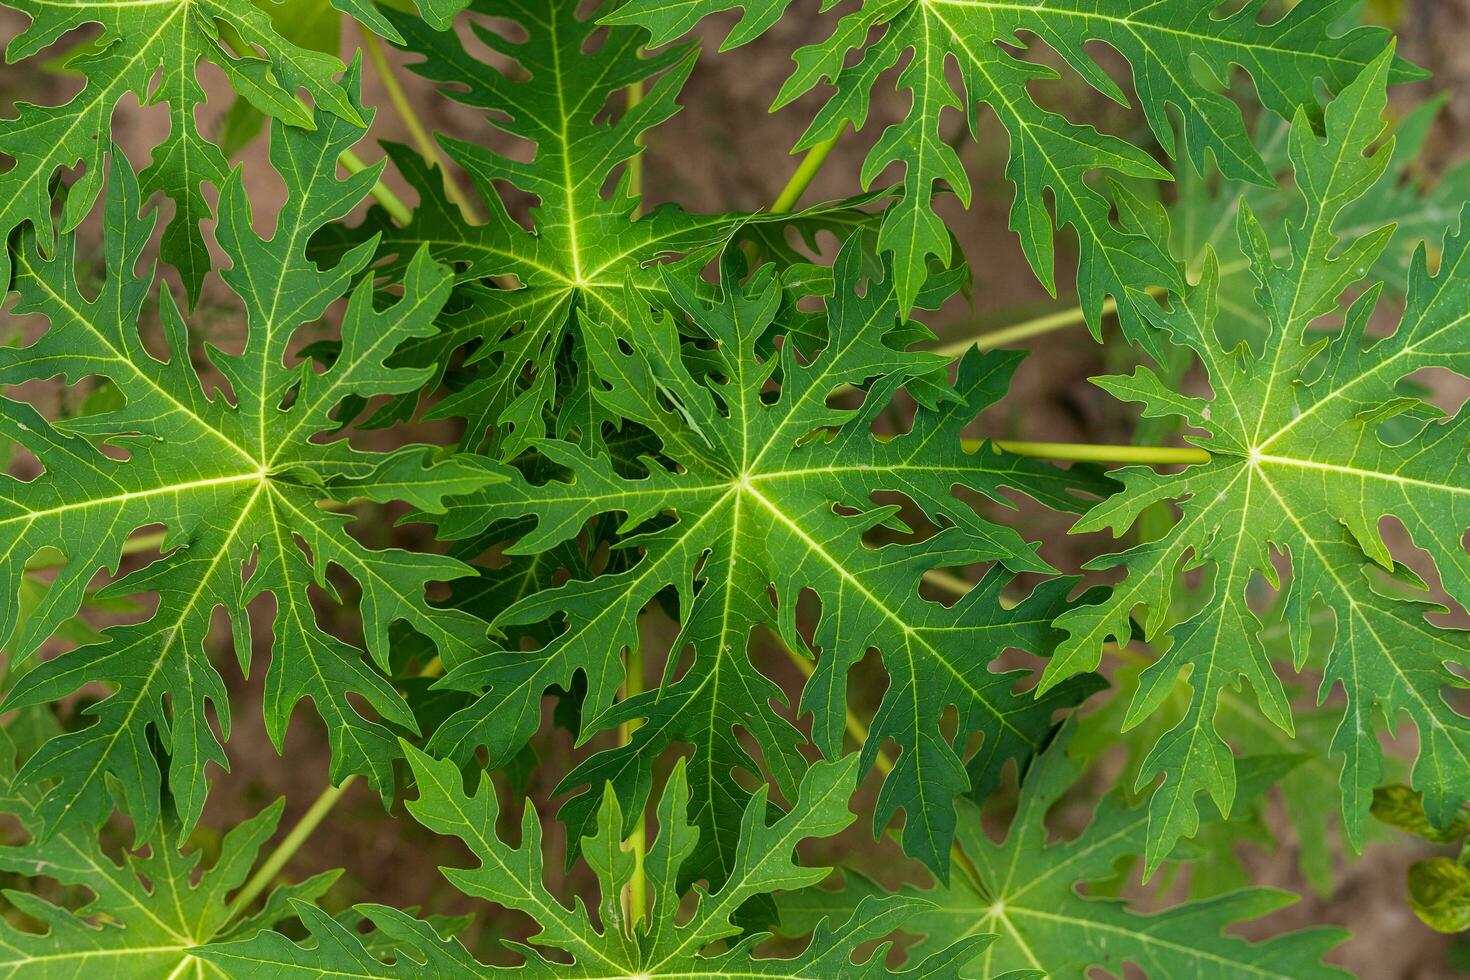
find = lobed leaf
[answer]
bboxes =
[0,70,499,843]
[779,725,1350,978]
[605,0,1415,332]
[422,241,1109,884]
[0,730,336,978]
[312,0,869,457]
[195,746,994,976]
[1047,47,1470,868]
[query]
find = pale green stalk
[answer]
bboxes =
[339,148,413,225]
[361,28,483,224]
[224,775,358,926]
[935,285,1169,357]
[991,439,1209,466]
[771,127,847,214]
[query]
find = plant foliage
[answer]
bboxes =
[314,0,862,457]
[425,243,1107,881]
[607,0,1414,335]
[197,748,991,977]
[0,730,338,977]
[1048,48,1470,868]
[780,727,1349,978]
[0,71,500,843]
[1,0,1467,974]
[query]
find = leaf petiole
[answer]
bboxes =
[991,440,1209,466]
[934,286,1170,357]
[338,147,413,225]
[771,126,847,215]
[224,775,358,928]
[360,28,483,224]
[870,433,1209,466]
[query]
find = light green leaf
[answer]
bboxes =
[0,731,337,979]
[605,0,1415,325]
[0,0,369,303]
[1046,47,1470,868]
[1406,858,1470,934]
[218,0,347,160]
[1165,94,1470,348]
[1373,784,1470,845]
[779,726,1350,978]
[194,747,994,977]
[0,72,500,844]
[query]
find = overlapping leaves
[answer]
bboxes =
[1044,48,1470,867]
[0,75,498,844]
[196,747,990,977]
[1,0,1462,967]
[1,0,357,301]
[317,0,860,457]
[607,0,1411,336]
[0,0,477,301]
[424,240,1108,883]
[0,731,336,978]
[780,727,1349,978]
[1162,95,1470,347]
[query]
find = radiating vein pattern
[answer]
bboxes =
[0,74,499,843]
[1040,50,1470,867]
[196,748,994,977]
[0,725,341,978]
[424,241,1108,882]
[778,728,1350,978]
[0,0,389,302]
[313,0,860,458]
[605,0,1409,330]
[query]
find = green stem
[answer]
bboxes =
[361,28,483,224]
[992,439,1209,466]
[933,285,1168,357]
[626,79,645,218]
[221,652,445,928]
[619,644,647,928]
[771,126,846,214]
[339,148,413,226]
[621,75,649,931]
[872,433,1209,466]
[225,775,358,926]
[934,299,1102,357]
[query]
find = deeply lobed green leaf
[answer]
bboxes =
[312,0,868,458]
[605,0,1414,336]
[779,726,1350,978]
[0,0,472,301]
[195,747,992,977]
[0,71,499,843]
[1047,48,1470,868]
[421,241,1108,883]
[0,730,336,978]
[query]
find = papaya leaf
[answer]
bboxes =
[0,70,499,844]
[421,240,1109,884]
[195,748,995,977]
[1047,48,1470,869]
[605,0,1416,333]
